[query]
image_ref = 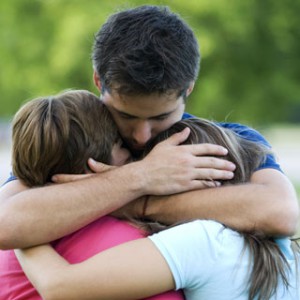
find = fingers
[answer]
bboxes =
[197,180,221,188]
[88,158,114,173]
[204,181,221,188]
[193,168,234,181]
[51,174,93,183]
[159,127,191,146]
[193,156,236,171]
[184,143,228,157]
[189,180,221,191]
[51,159,114,183]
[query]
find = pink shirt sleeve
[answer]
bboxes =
[0,216,184,300]
[53,216,185,300]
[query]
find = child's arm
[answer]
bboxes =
[15,238,175,300]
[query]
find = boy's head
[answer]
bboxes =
[12,90,130,187]
[92,5,200,154]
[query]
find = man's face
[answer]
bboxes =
[101,90,185,156]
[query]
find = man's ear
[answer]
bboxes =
[186,81,195,97]
[93,70,102,92]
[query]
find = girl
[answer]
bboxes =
[0,90,184,300]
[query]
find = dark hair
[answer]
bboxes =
[92,5,200,97]
[12,90,119,187]
[143,118,299,300]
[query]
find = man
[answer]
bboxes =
[0,5,298,250]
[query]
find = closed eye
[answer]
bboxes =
[118,113,136,120]
[151,115,169,121]
[117,111,171,121]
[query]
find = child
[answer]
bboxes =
[0,90,184,300]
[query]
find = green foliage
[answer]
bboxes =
[1,0,299,125]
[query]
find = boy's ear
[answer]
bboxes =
[93,70,102,92]
[186,81,195,97]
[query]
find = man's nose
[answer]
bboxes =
[132,121,152,146]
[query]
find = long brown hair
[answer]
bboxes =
[12,90,119,187]
[146,118,270,184]
[145,118,299,300]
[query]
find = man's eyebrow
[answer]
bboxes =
[115,108,176,119]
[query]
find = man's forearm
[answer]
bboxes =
[0,164,146,249]
[0,137,239,249]
[145,169,299,236]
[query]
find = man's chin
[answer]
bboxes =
[129,147,145,159]
[123,141,147,158]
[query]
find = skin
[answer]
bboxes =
[13,128,299,300]
[94,72,299,235]
[15,238,174,300]
[110,140,132,166]
[94,71,194,156]
[13,111,299,299]
[13,143,177,299]
[101,89,186,156]
[143,169,299,234]
[0,71,298,248]
[0,128,233,249]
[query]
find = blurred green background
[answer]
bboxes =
[1,0,299,124]
[0,0,299,232]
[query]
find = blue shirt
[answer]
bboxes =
[182,112,281,172]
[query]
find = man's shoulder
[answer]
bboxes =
[181,114,281,171]
[182,113,267,144]
[218,121,260,136]
[182,112,193,119]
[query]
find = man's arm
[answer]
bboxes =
[0,130,235,249]
[143,168,299,236]
[0,167,143,250]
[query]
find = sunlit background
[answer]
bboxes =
[0,0,299,233]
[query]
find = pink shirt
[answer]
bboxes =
[0,216,184,300]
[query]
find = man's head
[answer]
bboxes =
[92,5,200,154]
[12,90,130,186]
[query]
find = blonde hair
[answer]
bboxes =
[12,90,119,186]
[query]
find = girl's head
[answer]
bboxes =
[12,90,130,187]
[145,118,271,184]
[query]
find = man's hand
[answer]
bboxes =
[140,169,299,236]
[52,159,115,183]
[55,128,234,194]
[0,128,234,250]
[134,128,235,196]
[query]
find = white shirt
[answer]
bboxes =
[149,220,299,300]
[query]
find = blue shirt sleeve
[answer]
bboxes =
[219,122,281,172]
[1,173,17,187]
